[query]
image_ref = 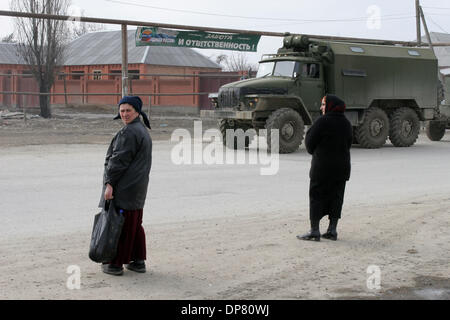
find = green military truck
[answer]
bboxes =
[201,34,447,153]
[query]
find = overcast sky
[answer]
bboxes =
[1,0,450,65]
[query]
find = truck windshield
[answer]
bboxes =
[256,61,275,78]
[273,61,296,77]
[256,60,296,78]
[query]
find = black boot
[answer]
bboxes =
[101,263,124,276]
[297,219,320,241]
[322,218,338,241]
[126,260,146,273]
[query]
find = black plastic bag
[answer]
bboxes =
[89,200,125,263]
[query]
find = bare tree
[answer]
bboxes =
[69,8,106,40]
[218,52,258,73]
[1,33,16,43]
[11,0,71,118]
[214,54,227,66]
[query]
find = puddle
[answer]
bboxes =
[413,288,450,300]
[336,275,450,300]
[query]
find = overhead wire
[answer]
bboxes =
[422,6,450,10]
[423,11,449,34]
[104,0,416,23]
[103,0,450,36]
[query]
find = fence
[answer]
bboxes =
[0,71,252,111]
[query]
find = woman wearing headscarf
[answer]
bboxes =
[297,94,353,241]
[99,96,152,275]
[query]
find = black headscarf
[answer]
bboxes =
[323,94,346,114]
[114,96,151,129]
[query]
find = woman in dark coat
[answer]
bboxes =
[99,96,152,275]
[297,94,352,241]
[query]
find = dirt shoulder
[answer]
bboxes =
[0,195,448,300]
[0,105,216,147]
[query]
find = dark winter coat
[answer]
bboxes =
[305,109,353,182]
[99,117,152,210]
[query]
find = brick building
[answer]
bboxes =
[0,30,243,113]
[0,42,39,108]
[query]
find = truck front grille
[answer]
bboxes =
[218,88,240,108]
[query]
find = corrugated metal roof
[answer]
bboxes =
[440,67,450,76]
[0,43,27,65]
[64,29,221,69]
[422,32,450,67]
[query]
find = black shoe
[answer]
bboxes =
[296,230,320,242]
[125,260,146,273]
[102,264,124,276]
[321,231,338,241]
[322,218,338,240]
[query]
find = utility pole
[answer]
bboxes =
[121,24,129,97]
[416,0,421,46]
[419,5,434,54]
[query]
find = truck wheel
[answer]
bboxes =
[389,108,420,147]
[352,126,359,144]
[265,108,304,153]
[355,107,389,148]
[425,120,446,141]
[438,79,444,105]
[219,119,252,149]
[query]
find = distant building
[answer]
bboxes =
[0,30,243,112]
[421,32,450,74]
[0,42,39,107]
[58,30,223,112]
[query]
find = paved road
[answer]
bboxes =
[1,131,449,240]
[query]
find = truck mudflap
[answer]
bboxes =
[200,109,253,120]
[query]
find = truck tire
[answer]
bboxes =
[355,107,389,148]
[389,107,420,147]
[438,79,444,105]
[425,120,446,141]
[219,119,252,149]
[352,126,359,145]
[265,108,304,153]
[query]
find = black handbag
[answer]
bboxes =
[89,200,125,263]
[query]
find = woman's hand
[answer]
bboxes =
[104,183,114,200]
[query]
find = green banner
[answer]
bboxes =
[135,27,261,52]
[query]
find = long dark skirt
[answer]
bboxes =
[309,179,347,221]
[110,209,146,266]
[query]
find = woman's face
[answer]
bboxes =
[119,103,139,125]
[320,97,326,115]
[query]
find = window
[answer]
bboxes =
[22,70,33,78]
[300,63,320,79]
[256,61,275,78]
[93,70,102,80]
[128,70,140,80]
[109,70,121,80]
[256,60,317,78]
[350,46,365,53]
[342,69,367,77]
[273,61,296,77]
[72,71,84,80]
[408,50,420,56]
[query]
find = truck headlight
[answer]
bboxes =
[247,98,259,108]
[210,99,218,109]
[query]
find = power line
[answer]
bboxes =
[264,16,416,29]
[425,14,449,34]
[105,0,415,23]
[422,6,450,10]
